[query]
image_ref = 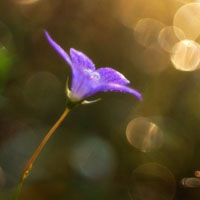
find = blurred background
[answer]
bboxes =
[0,0,200,199]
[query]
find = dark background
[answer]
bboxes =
[0,0,200,199]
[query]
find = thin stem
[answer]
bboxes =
[13,182,23,200]
[14,108,70,200]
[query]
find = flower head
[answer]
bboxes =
[44,31,142,105]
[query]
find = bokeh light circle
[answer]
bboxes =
[177,0,200,4]
[158,26,185,52]
[126,117,163,152]
[134,18,164,48]
[131,163,176,200]
[181,177,200,188]
[173,3,200,40]
[69,136,116,180]
[171,40,200,71]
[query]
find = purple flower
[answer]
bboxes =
[44,31,142,103]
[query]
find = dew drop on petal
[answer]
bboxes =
[84,69,100,81]
[134,18,164,48]
[126,117,163,152]
[171,40,200,71]
[90,72,100,81]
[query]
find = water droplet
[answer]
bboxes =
[90,72,100,80]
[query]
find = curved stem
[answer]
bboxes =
[14,108,70,200]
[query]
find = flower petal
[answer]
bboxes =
[70,70,100,101]
[44,30,72,66]
[70,48,95,71]
[96,67,130,85]
[84,83,142,100]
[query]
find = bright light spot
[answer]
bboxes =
[134,18,164,48]
[126,117,163,152]
[171,40,200,71]
[158,26,185,52]
[131,163,176,200]
[69,136,116,180]
[173,3,200,40]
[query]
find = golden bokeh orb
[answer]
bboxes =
[126,117,163,152]
[171,40,200,71]
[174,3,200,40]
[158,26,185,52]
[134,18,164,48]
